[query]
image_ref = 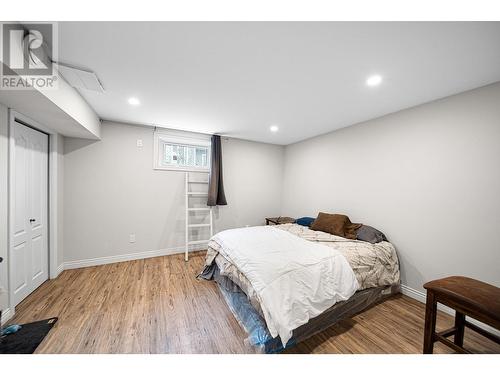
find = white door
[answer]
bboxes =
[9,120,49,307]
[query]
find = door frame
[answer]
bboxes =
[7,109,61,315]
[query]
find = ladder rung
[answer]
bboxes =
[187,239,210,245]
[188,181,208,184]
[187,208,211,211]
[188,223,210,228]
[188,192,208,196]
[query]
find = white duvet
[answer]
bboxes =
[212,225,359,346]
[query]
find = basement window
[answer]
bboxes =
[154,129,211,172]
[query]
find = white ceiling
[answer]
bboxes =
[58,22,500,145]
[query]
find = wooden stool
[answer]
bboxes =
[423,276,500,353]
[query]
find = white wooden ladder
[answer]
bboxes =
[185,172,213,261]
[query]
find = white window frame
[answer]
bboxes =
[153,129,211,172]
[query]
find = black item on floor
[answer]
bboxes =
[0,317,58,354]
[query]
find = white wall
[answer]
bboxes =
[0,103,9,313]
[282,82,500,292]
[63,121,284,263]
[49,133,65,275]
[40,73,101,139]
[213,136,285,231]
[57,134,65,268]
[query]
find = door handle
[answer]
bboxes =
[29,218,36,223]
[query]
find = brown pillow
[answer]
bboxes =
[344,221,363,239]
[310,212,362,239]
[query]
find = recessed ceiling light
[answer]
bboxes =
[366,75,382,87]
[270,125,279,133]
[128,97,140,106]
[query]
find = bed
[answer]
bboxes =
[199,223,400,353]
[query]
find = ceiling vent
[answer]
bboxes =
[55,63,105,93]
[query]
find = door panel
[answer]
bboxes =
[13,132,28,238]
[30,136,45,227]
[31,235,44,279]
[11,124,31,304]
[12,242,27,295]
[28,126,48,291]
[10,120,49,307]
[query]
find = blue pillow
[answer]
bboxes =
[295,217,315,227]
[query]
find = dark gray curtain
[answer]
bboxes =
[207,135,227,206]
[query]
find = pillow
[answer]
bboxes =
[344,221,363,240]
[295,217,315,227]
[310,212,362,239]
[356,225,388,244]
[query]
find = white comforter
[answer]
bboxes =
[211,225,359,346]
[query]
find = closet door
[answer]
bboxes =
[10,121,49,307]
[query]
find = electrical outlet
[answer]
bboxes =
[129,234,136,243]
[136,139,143,147]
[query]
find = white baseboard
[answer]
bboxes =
[56,263,64,275]
[63,245,206,270]
[51,263,64,279]
[1,307,14,325]
[401,284,499,337]
[400,284,428,303]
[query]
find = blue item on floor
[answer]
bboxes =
[1,324,22,336]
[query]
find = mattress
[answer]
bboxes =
[200,223,401,352]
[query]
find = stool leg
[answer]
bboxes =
[454,311,465,347]
[423,292,437,354]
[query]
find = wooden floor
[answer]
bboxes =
[7,251,499,354]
